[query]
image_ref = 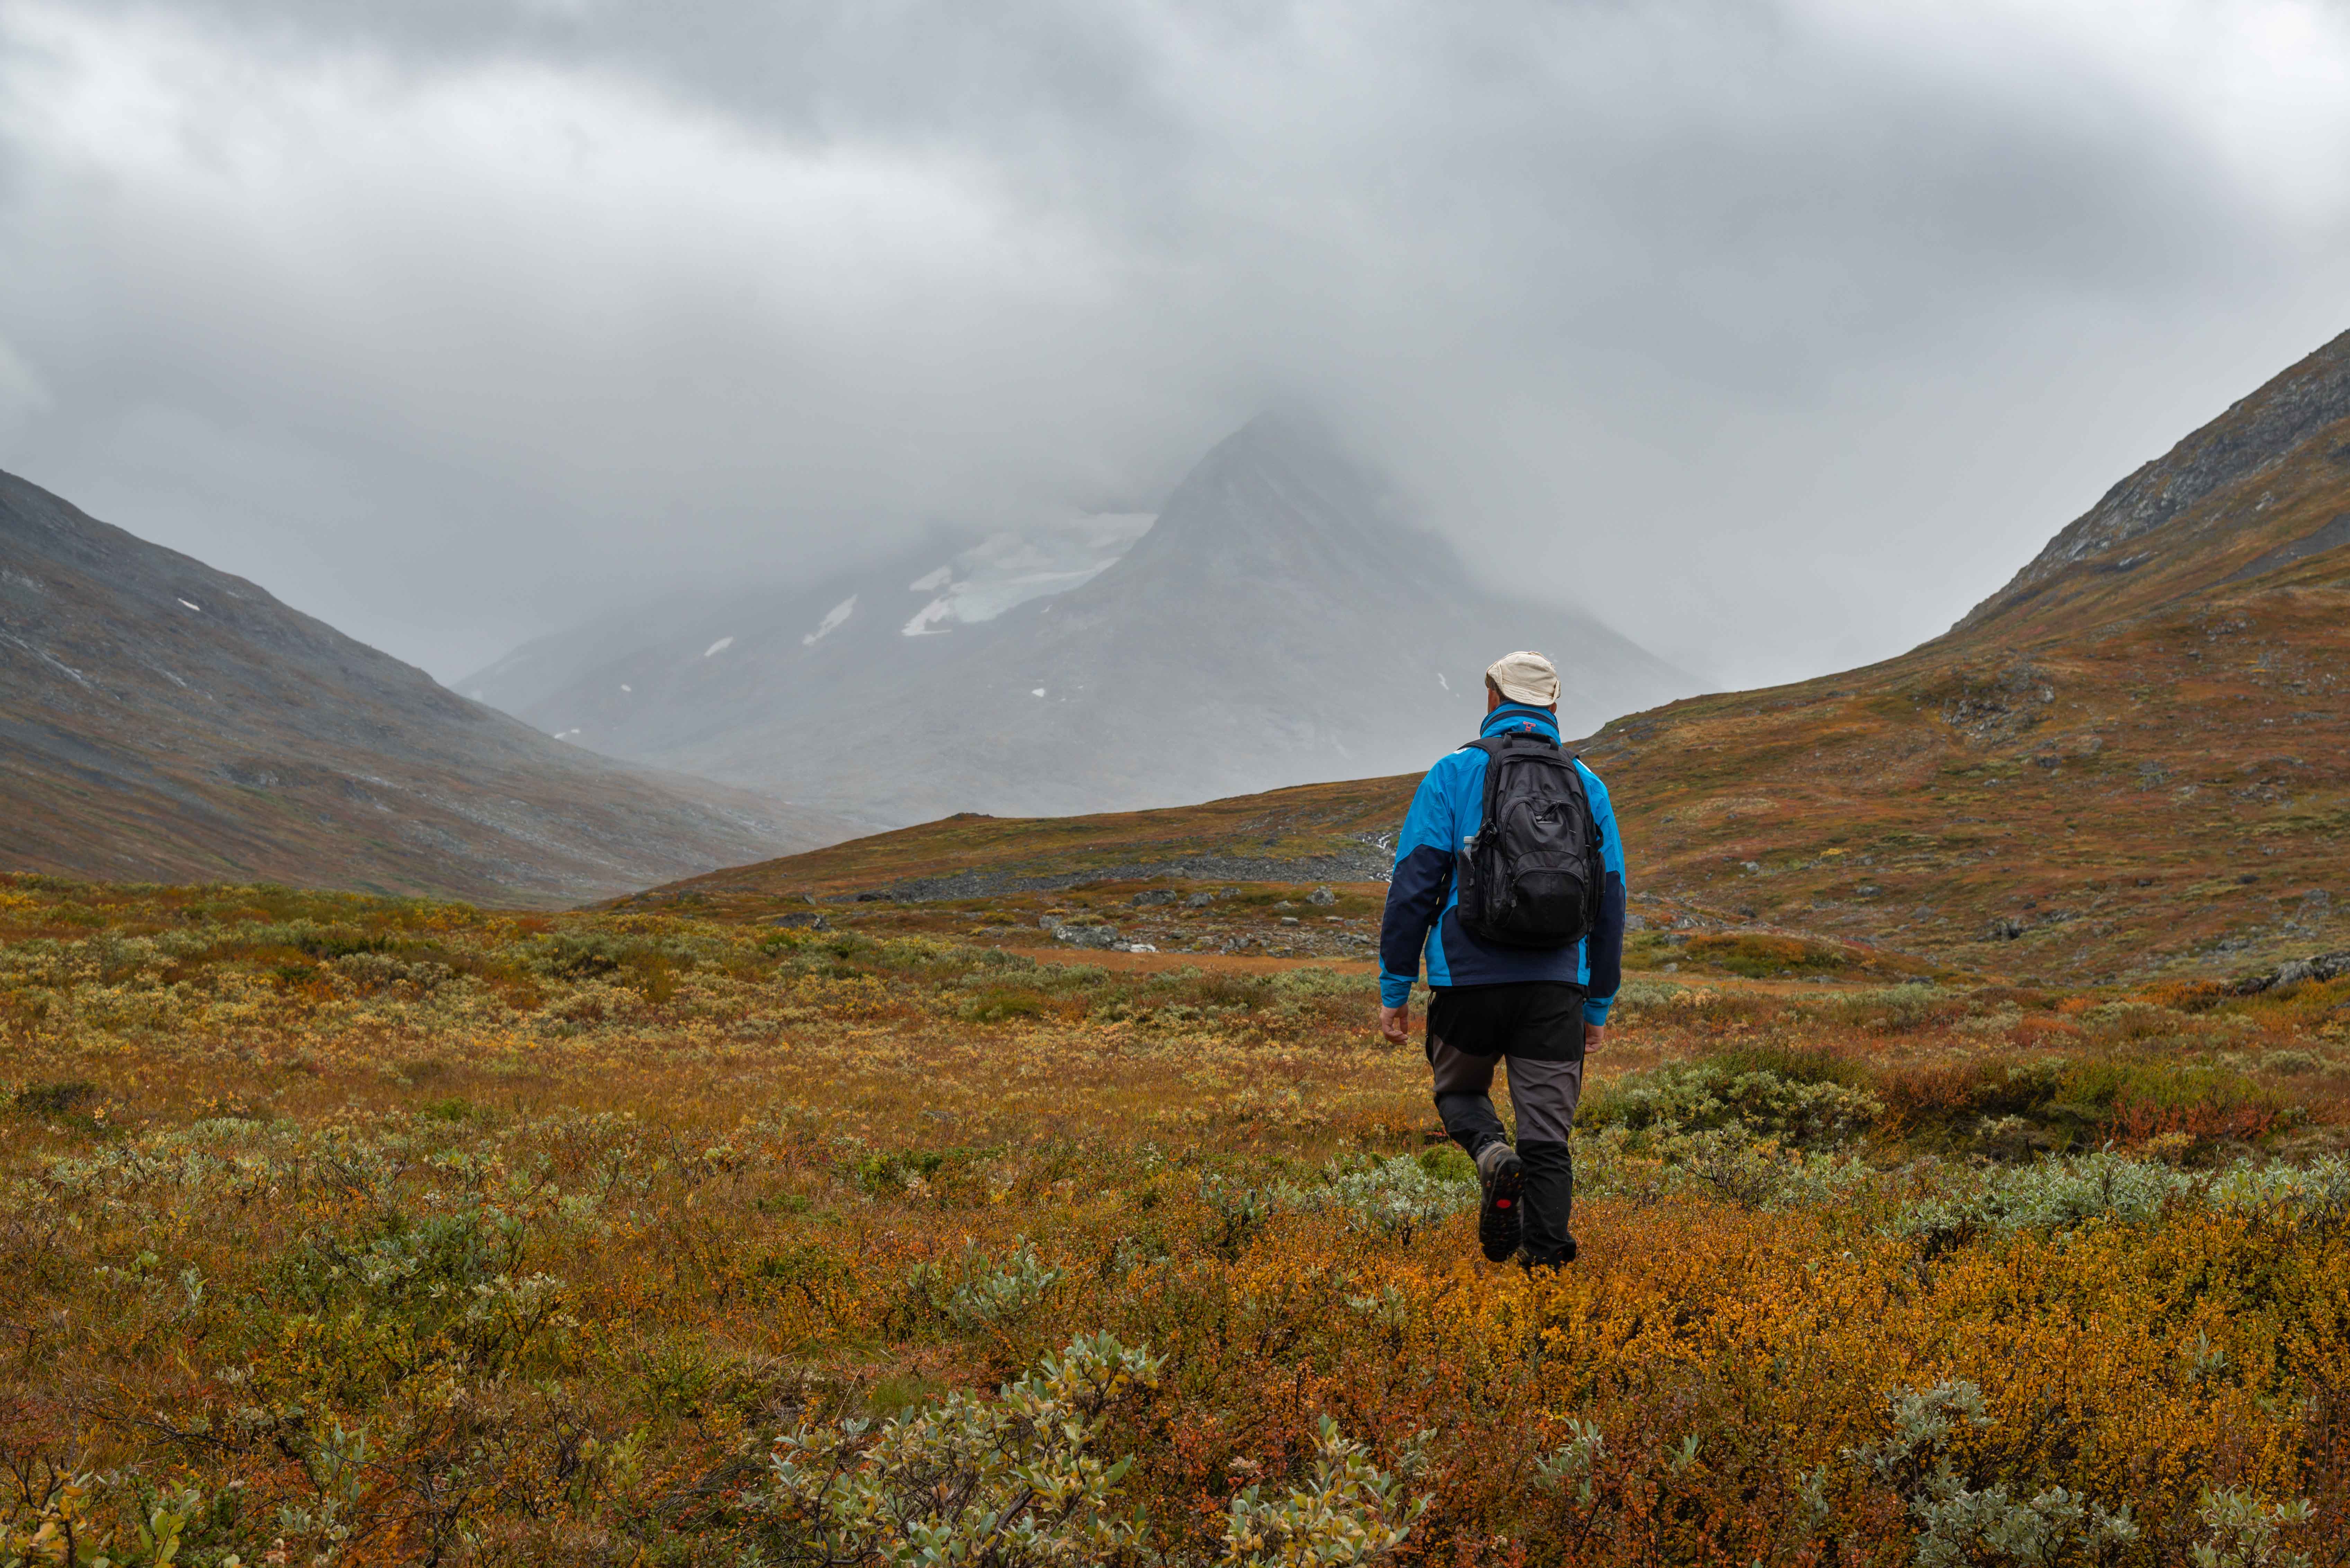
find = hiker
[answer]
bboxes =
[1376,651,1626,1268]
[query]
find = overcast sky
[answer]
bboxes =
[2,0,2347,689]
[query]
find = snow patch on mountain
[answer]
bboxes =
[802,595,857,646]
[896,514,1154,635]
[901,598,954,636]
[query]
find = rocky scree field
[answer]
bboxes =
[5,873,2350,1565]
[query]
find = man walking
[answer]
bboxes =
[1376,651,1626,1268]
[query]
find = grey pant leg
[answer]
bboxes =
[1517,1139,1576,1264]
[1506,1058,1584,1264]
[1427,1038,1506,1157]
[1501,1056,1584,1143]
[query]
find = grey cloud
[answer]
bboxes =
[1,0,2345,685]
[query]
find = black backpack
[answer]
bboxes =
[1453,729,1603,949]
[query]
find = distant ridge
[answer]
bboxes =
[0,471,853,904]
[466,413,1693,825]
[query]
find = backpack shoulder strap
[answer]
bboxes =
[1460,735,1518,836]
[1462,730,1568,834]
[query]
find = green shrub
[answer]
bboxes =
[1851,1381,2139,1567]
[1891,1153,2196,1251]
[2190,1487,2317,1568]
[1579,1063,1883,1149]
[2207,1157,2350,1228]
[1682,932,1852,979]
[1415,1144,1475,1184]
[854,1148,945,1193]
[906,1237,1065,1330]
[962,984,1052,1022]
[12,1079,101,1119]
[1298,1155,1474,1243]
[1699,1043,1872,1089]
[1222,1415,1428,1566]
[1821,984,1967,1034]
[765,1333,1161,1564]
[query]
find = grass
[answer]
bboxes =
[4,870,2350,1563]
[625,778,1417,906]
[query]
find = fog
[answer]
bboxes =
[3,0,2346,687]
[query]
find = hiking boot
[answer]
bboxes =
[1475,1141,1525,1263]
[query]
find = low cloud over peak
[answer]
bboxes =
[3,0,2347,687]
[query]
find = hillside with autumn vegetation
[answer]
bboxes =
[1581,329,2349,984]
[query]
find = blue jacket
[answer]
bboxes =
[1378,704,1627,1024]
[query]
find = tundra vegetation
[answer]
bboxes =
[2,873,2348,1566]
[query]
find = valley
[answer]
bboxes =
[3,328,2349,1565]
[10,5,2350,1560]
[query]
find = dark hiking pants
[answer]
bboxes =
[1426,981,1585,1265]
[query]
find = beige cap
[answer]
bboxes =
[1485,649,1560,706]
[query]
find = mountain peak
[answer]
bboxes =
[1109,411,1457,589]
[464,411,1687,823]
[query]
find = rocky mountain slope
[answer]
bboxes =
[1572,329,2350,983]
[469,415,1692,824]
[634,332,2350,984]
[0,471,853,904]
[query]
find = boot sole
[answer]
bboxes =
[1478,1163,1525,1263]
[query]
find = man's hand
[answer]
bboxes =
[1378,1004,1410,1047]
[1584,1022,1606,1051]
